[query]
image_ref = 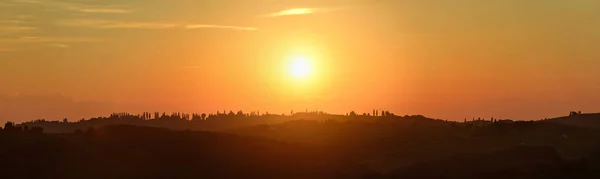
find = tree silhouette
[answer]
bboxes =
[4,121,14,129]
[349,111,357,116]
[236,110,244,116]
[570,111,579,116]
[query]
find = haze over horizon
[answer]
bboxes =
[1,0,599,123]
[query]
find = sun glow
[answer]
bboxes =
[289,56,312,79]
[278,43,331,91]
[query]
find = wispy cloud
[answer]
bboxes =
[0,18,31,33]
[12,0,40,3]
[12,0,132,14]
[8,36,103,43]
[0,26,36,31]
[15,15,34,19]
[0,25,37,34]
[261,7,342,17]
[185,24,257,31]
[59,19,177,29]
[0,20,24,23]
[51,43,69,48]
[262,8,316,17]
[71,7,132,14]
[59,19,258,31]
[0,37,101,52]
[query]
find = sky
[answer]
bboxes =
[1,0,599,122]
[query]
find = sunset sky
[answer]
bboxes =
[1,0,599,122]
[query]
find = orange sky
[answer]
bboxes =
[1,0,599,122]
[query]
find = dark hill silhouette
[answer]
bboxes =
[21,111,349,133]
[19,111,419,133]
[231,118,600,172]
[388,146,592,179]
[4,112,600,178]
[0,125,369,179]
[543,113,600,129]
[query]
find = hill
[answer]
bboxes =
[388,146,591,179]
[544,113,600,129]
[0,125,367,179]
[5,113,600,178]
[230,118,600,172]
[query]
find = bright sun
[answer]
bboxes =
[289,56,312,79]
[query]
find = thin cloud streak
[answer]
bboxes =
[51,43,69,48]
[0,26,37,34]
[12,0,40,3]
[0,37,100,50]
[9,36,104,43]
[185,24,257,31]
[71,8,132,14]
[12,0,132,14]
[0,26,36,31]
[59,19,257,31]
[261,7,343,17]
[16,15,34,19]
[59,19,177,29]
[0,20,24,23]
[262,8,316,17]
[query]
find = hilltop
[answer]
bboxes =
[544,113,600,129]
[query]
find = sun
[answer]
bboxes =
[289,56,312,79]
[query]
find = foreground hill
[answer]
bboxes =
[2,124,600,179]
[544,113,600,129]
[0,125,361,179]
[231,118,600,172]
[388,146,591,179]
[2,123,600,179]
[5,112,600,178]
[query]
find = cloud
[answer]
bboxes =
[185,24,257,31]
[0,20,24,23]
[12,0,132,14]
[59,19,257,31]
[58,19,177,29]
[0,25,37,34]
[0,36,104,43]
[262,8,316,17]
[261,7,342,17]
[51,43,69,48]
[0,26,36,31]
[15,15,34,19]
[12,0,40,3]
[70,7,132,14]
